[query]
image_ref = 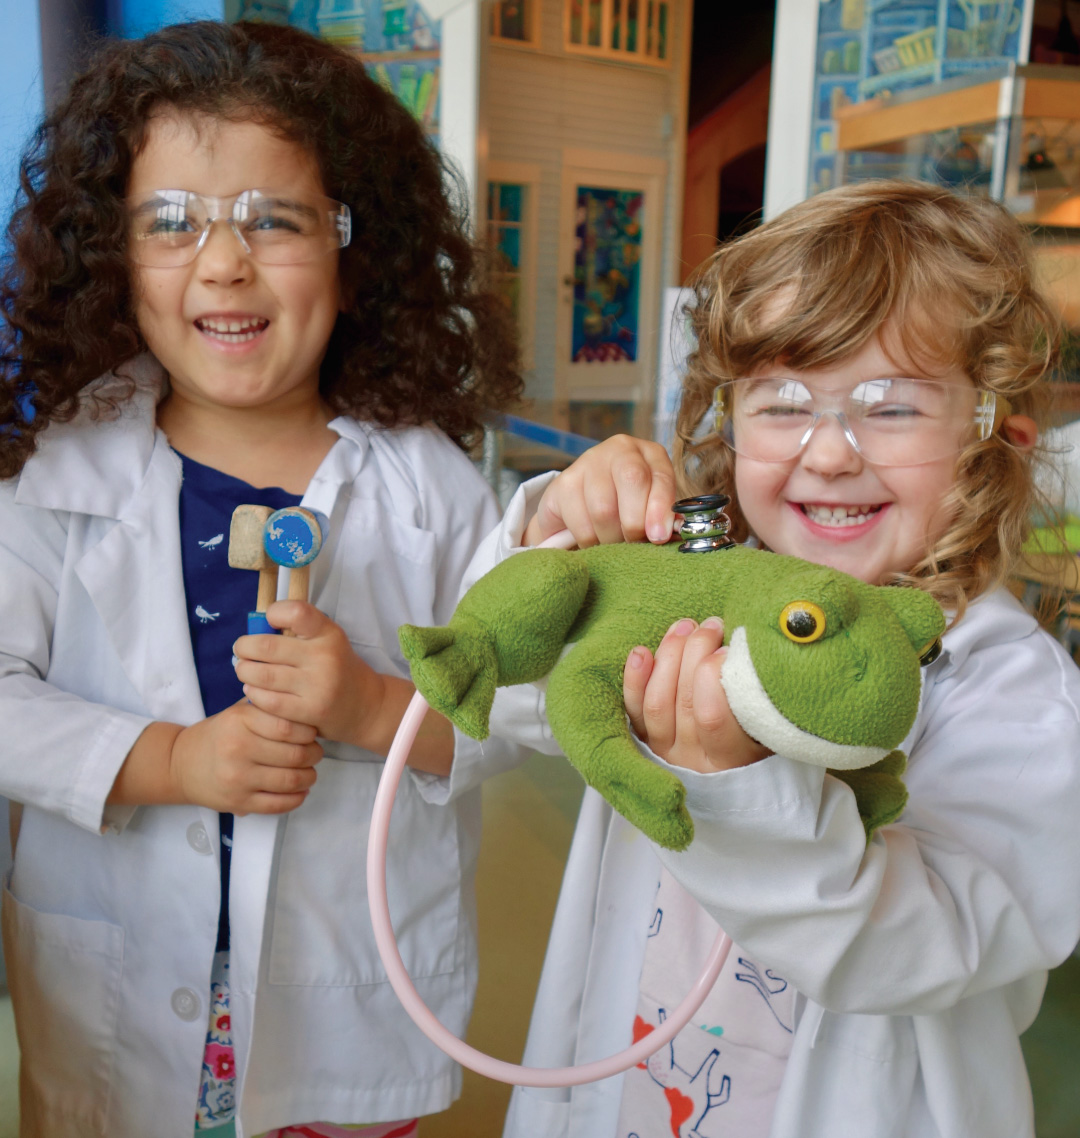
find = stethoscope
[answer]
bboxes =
[365,496,737,1087]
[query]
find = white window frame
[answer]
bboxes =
[490,0,541,48]
[563,0,672,68]
[487,161,541,371]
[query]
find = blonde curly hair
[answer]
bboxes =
[675,180,1061,621]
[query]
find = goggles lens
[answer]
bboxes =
[713,377,1002,468]
[128,189,352,267]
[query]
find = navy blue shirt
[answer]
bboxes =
[176,451,302,951]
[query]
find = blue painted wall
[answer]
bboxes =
[0,0,44,226]
[2,0,232,231]
[115,0,224,40]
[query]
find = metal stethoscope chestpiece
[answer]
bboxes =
[674,494,735,553]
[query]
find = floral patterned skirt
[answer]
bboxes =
[195,952,236,1129]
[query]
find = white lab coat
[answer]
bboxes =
[0,356,529,1138]
[467,477,1080,1138]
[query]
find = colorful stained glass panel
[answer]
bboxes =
[488,182,527,325]
[571,186,643,364]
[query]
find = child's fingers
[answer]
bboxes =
[554,477,605,548]
[239,790,312,816]
[623,646,655,737]
[240,701,320,747]
[234,656,301,694]
[690,648,733,751]
[592,438,675,545]
[252,761,319,797]
[673,619,725,741]
[234,630,304,664]
[644,465,678,543]
[526,463,598,547]
[614,437,676,543]
[640,619,696,751]
[599,458,651,544]
[263,600,329,638]
[242,683,309,723]
[227,755,320,813]
[249,737,323,771]
[235,613,337,665]
[263,600,331,639]
[524,436,676,548]
[691,651,772,770]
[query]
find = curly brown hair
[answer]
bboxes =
[0,20,522,478]
[676,180,1061,620]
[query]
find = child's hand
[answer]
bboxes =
[235,601,456,774]
[523,434,677,547]
[170,701,323,815]
[623,617,772,773]
[234,601,379,750]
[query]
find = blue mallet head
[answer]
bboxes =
[264,506,324,568]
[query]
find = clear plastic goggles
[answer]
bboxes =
[713,377,1009,468]
[127,188,352,267]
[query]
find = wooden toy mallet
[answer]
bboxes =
[228,504,325,635]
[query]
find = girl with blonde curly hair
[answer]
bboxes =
[479,180,1080,1138]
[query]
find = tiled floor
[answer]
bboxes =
[0,754,1077,1137]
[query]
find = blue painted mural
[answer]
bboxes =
[809,0,1025,197]
[225,0,441,136]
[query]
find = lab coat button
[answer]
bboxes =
[171,988,201,1022]
[186,822,212,855]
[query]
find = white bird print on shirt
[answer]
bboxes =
[199,533,224,550]
[195,605,220,623]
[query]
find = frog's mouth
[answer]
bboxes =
[719,626,891,770]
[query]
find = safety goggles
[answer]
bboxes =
[713,376,1010,468]
[127,188,352,267]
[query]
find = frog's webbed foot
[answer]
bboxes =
[828,750,908,840]
[399,618,498,740]
[399,548,592,740]
[546,658,693,851]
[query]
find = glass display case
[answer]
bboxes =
[809,0,1028,198]
[833,64,1080,395]
[833,65,1080,204]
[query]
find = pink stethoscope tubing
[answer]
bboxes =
[365,529,733,1088]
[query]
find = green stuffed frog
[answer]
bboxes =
[399,537,944,851]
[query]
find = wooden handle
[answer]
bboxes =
[256,566,278,613]
[282,565,310,636]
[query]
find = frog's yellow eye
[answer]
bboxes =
[918,638,942,667]
[780,601,826,643]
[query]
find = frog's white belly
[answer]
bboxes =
[720,626,891,770]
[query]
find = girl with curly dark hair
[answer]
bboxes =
[0,21,526,1138]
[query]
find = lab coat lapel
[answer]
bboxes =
[74,434,206,728]
[298,419,369,606]
[224,426,371,1089]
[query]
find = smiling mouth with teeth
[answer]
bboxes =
[800,503,884,528]
[195,317,270,342]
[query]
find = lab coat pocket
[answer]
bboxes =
[267,758,462,986]
[2,884,124,1136]
[331,499,438,674]
[504,1085,571,1138]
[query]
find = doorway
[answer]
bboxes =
[555,149,667,439]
